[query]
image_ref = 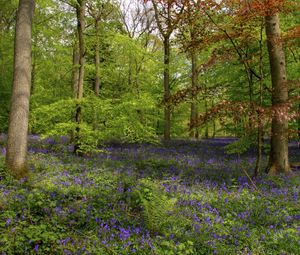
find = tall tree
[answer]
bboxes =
[72,40,80,97]
[76,0,85,100]
[265,8,291,175]
[6,0,35,179]
[74,0,86,154]
[151,0,182,140]
[87,0,118,96]
[177,1,208,139]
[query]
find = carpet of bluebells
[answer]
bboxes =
[0,135,299,255]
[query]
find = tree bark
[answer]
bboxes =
[254,23,265,178]
[6,0,35,179]
[254,120,263,177]
[94,18,100,96]
[151,0,174,141]
[163,37,171,140]
[298,103,300,146]
[265,13,291,175]
[72,41,79,97]
[204,100,209,139]
[76,0,85,100]
[74,0,85,154]
[190,52,199,139]
[212,119,216,138]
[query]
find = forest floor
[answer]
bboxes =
[0,137,299,255]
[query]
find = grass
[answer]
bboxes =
[0,138,299,254]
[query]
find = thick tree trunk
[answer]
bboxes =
[163,37,171,140]
[6,0,35,179]
[94,19,100,96]
[265,13,291,175]
[190,52,199,139]
[74,0,85,154]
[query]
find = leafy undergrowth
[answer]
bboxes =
[0,139,299,254]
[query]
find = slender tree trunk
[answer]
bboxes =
[6,0,35,179]
[298,103,300,146]
[205,101,209,139]
[76,0,85,100]
[254,22,265,178]
[94,19,100,96]
[163,37,171,140]
[70,41,79,142]
[72,41,79,97]
[92,19,100,131]
[204,83,209,139]
[190,52,198,139]
[248,71,254,131]
[265,13,291,175]
[151,0,174,141]
[254,87,264,177]
[254,121,263,176]
[74,0,85,154]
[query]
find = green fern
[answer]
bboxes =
[133,178,177,235]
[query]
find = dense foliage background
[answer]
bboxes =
[0,0,298,145]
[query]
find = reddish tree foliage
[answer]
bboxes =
[189,98,299,132]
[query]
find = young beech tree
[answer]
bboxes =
[87,0,119,96]
[265,9,291,175]
[75,0,85,101]
[72,41,80,97]
[177,1,212,139]
[74,0,86,154]
[6,0,35,179]
[150,0,183,140]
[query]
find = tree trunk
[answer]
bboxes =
[6,0,35,179]
[204,83,209,139]
[254,23,265,178]
[205,99,209,139]
[163,37,171,140]
[254,120,263,177]
[72,41,79,97]
[190,52,198,139]
[76,0,85,100]
[74,0,85,154]
[265,13,291,175]
[150,0,174,141]
[298,103,300,146]
[31,36,36,95]
[94,18,100,96]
